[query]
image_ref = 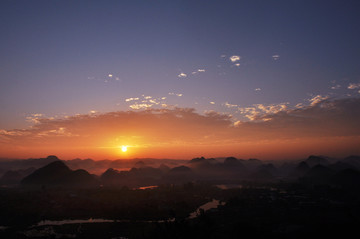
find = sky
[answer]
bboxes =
[0,0,360,160]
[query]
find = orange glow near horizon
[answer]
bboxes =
[0,103,360,161]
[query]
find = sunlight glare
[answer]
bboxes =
[121,145,128,152]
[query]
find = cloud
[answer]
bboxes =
[108,74,113,78]
[198,69,205,72]
[272,55,280,60]
[255,88,261,91]
[1,98,360,159]
[169,92,183,97]
[224,102,238,108]
[229,55,240,62]
[125,97,140,102]
[129,103,153,110]
[26,113,45,124]
[234,63,240,67]
[348,83,360,89]
[331,85,341,90]
[309,95,329,106]
[210,102,215,105]
[178,73,187,78]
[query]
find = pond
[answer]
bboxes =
[188,199,225,219]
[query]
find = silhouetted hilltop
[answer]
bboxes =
[305,155,330,167]
[0,167,35,185]
[329,161,355,171]
[21,161,98,187]
[286,161,310,180]
[170,165,192,173]
[343,155,360,169]
[300,165,335,185]
[134,161,146,168]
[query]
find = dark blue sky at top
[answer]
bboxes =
[1,0,360,129]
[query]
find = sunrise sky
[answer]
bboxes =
[1,0,360,160]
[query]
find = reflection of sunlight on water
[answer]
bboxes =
[136,185,158,190]
[32,198,224,227]
[188,199,225,219]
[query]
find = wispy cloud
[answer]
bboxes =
[309,95,329,106]
[229,55,240,62]
[255,88,261,91]
[178,73,187,78]
[272,55,280,60]
[224,102,238,108]
[331,85,341,90]
[348,83,360,89]
[125,97,140,102]
[169,92,183,97]
[129,103,153,110]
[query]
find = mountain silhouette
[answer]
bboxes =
[0,167,35,185]
[300,165,335,185]
[305,155,330,167]
[343,155,360,169]
[21,161,98,187]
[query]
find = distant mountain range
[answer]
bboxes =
[1,155,360,188]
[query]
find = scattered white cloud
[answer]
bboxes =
[295,103,305,109]
[169,92,183,97]
[233,121,242,127]
[256,103,288,114]
[272,55,280,60]
[108,74,113,78]
[125,97,140,102]
[26,113,45,124]
[129,103,153,110]
[178,73,187,78]
[89,110,97,114]
[224,102,238,108]
[309,95,329,106]
[331,85,341,90]
[230,55,240,62]
[234,63,240,67]
[210,102,215,105]
[144,96,152,99]
[220,54,226,58]
[198,69,205,72]
[149,99,160,105]
[255,88,261,91]
[348,83,360,89]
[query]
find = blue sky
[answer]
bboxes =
[1,0,360,130]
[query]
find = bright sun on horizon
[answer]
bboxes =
[121,145,128,152]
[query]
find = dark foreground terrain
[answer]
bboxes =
[1,155,360,238]
[1,182,360,238]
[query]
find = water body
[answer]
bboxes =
[32,199,224,227]
[188,199,225,219]
[36,218,115,227]
[136,185,158,190]
[216,184,243,190]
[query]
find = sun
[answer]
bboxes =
[121,145,128,152]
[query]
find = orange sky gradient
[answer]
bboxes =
[1,98,359,161]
